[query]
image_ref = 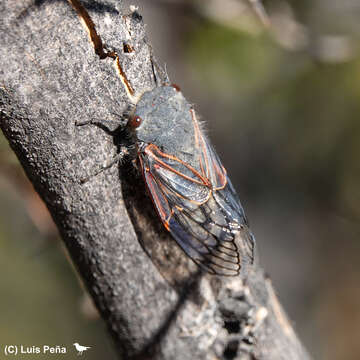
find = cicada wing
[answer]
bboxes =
[200,138,255,268]
[200,137,248,223]
[142,165,172,225]
[140,144,255,276]
[198,131,227,190]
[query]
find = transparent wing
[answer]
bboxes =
[140,140,255,276]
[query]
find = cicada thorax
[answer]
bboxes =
[128,85,254,276]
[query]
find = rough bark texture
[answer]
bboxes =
[0,1,311,359]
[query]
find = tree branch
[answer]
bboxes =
[0,0,311,359]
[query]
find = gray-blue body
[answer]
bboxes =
[132,86,199,169]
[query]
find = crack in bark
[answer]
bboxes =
[67,0,112,59]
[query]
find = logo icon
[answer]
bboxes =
[73,343,91,355]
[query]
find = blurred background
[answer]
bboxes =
[1,0,360,359]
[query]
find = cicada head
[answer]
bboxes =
[127,85,194,152]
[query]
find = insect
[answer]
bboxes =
[126,84,255,276]
[69,2,254,275]
[67,2,255,275]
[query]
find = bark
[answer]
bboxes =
[0,1,311,359]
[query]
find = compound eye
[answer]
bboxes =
[171,83,181,92]
[128,115,142,128]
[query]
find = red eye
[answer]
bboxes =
[128,115,142,128]
[171,83,181,92]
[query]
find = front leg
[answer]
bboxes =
[75,120,132,183]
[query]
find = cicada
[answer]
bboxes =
[127,85,255,276]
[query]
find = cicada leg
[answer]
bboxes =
[79,151,127,184]
[75,121,131,184]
